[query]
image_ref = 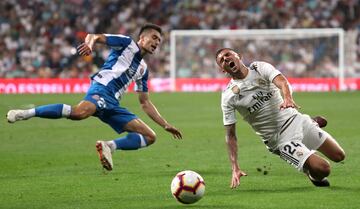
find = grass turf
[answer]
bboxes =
[0,92,359,209]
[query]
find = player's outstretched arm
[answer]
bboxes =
[225,124,247,188]
[272,74,300,110]
[138,92,182,139]
[77,34,106,56]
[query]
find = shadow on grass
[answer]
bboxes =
[329,185,360,193]
[238,186,310,193]
[209,186,313,197]
[158,204,246,209]
[211,184,360,196]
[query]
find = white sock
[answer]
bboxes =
[107,141,117,153]
[138,134,147,148]
[25,108,36,118]
[62,104,72,117]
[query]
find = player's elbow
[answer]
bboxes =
[140,102,148,110]
[85,34,106,43]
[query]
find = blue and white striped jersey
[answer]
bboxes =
[91,34,148,100]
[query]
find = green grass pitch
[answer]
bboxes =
[0,92,359,209]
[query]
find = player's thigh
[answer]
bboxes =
[71,100,97,119]
[124,118,156,141]
[317,137,345,162]
[77,82,111,119]
[302,116,345,162]
[301,114,328,150]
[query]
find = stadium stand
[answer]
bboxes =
[0,0,359,78]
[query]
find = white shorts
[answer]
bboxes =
[270,114,331,172]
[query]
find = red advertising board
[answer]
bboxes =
[0,78,91,94]
[175,78,360,92]
[175,78,230,92]
[0,78,172,94]
[0,78,359,94]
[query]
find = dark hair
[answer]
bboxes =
[215,48,242,59]
[215,48,236,58]
[138,23,162,37]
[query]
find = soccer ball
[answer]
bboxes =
[170,170,205,204]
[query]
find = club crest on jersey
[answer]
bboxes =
[92,95,107,109]
[257,79,266,86]
[296,151,303,157]
[231,86,240,94]
[92,95,100,100]
[250,63,258,71]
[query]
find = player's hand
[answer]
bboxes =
[77,43,92,56]
[164,124,182,139]
[230,168,247,189]
[280,98,300,110]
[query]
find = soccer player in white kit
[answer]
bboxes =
[216,48,345,188]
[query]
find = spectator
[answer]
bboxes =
[1,0,359,78]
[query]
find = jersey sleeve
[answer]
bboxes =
[104,34,132,48]
[257,62,282,82]
[134,69,149,92]
[221,93,237,125]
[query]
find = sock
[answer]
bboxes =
[106,141,116,153]
[35,104,72,119]
[112,133,148,150]
[22,109,36,119]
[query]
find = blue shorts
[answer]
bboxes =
[84,82,137,134]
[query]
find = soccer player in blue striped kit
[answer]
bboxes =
[7,23,182,171]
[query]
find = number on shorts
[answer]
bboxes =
[283,142,302,155]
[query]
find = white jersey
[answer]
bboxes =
[221,61,298,145]
[91,34,148,100]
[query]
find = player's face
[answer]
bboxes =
[139,29,162,54]
[216,49,242,77]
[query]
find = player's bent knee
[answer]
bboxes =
[333,150,345,162]
[306,155,331,178]
[145,132,157,145]
[70,109,92,120]
[319,162,331,177]
[69,101,96,120]
[310,160,331,178]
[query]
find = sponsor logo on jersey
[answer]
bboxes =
[247,91,273,114]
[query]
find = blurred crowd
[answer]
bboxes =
[176,36,342,78]
[0,0,359,79]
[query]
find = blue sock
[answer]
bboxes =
[113,133,148,150]
[35,104,72,119]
